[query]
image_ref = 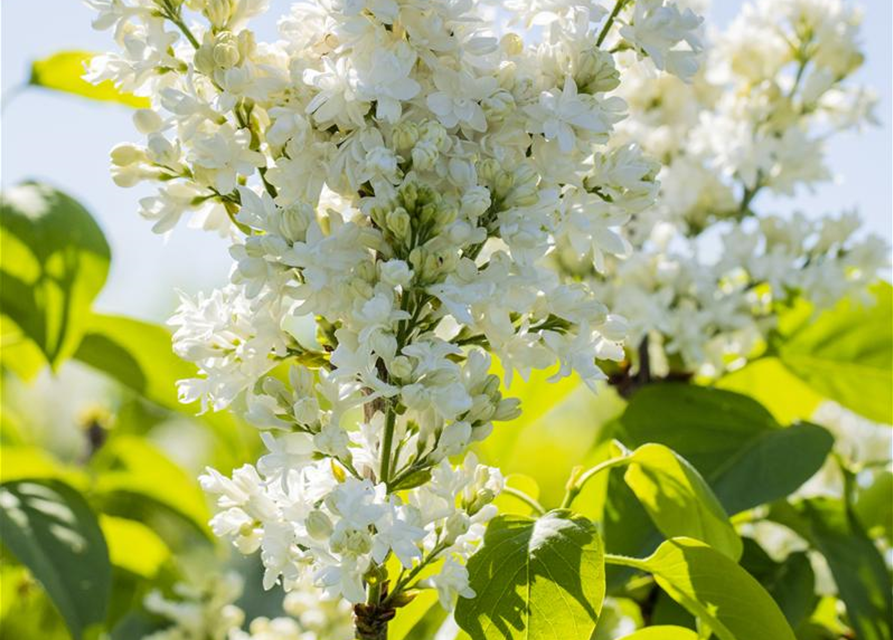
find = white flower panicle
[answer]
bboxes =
[141,572,353,640]
[571,0,888,378]
[88,0,703,618]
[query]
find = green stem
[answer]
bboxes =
[597,0,629,48]
[604,552,647,570]
[379,404,398,484]
[560,456,631,509]
[502,486,546,515]
[383,542,447,608]
[161,1,201,49]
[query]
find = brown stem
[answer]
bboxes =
[354,586,395,640]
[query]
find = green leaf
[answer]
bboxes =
[610,538,797,640]
[616,385,833,513]
[716,358,824,424]
[98,515,170,578]
[455,511,606,640]
[777,282,892,423]
[617,627,698,640]
[853,469,893,542]
[0,479,111,639]
[770,498,893,640]
[387,590,447,640]
[1,183,111,368]
[739,538,817,630]
[604,385,833,562]
[74,313,249,463]
[0,446,89,489]
[90,435,212,539]
[29,51,150,108]
[624,443,742,560]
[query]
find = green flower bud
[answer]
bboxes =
[392,121,420,151]
[576,47,620,94]
[386,207,411,239]
[306,510,334,540]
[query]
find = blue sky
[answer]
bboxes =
[2,0,890,323]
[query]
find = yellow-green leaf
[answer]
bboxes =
[99,515,170,578]
[624,443,742,560]
[30,51,149,108]
[609,538,797,640]
[91,436,212,539]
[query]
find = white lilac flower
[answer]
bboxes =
[575,0,888,380]
[88,0,711,621]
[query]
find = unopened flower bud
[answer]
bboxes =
[412,140,439,172]
[110,143,146,167]
[460,186,491,219]
[386,207,411,238]
[147,133,179,166]
[392,121,420,151]
[500,33,523,56]
[204,0,234,29]
[576,47,620,94]
[331,527,372,556]
[419,119,447,148]
[279,203,312,243]
[133,109,164,134]
[494,170,515,198]
[389,355,413,379]
[482,90,515,121]
[444,512,470,544]
[493,397,522,421]
[399,182,418,213]
[477,159,500,184]
[482,375,500,398]
[380,259,413,287]
[306,510,333,540]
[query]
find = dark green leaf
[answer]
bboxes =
[604,386,833,567]
[739,538,817,630]
[618,628,698,640]
[770,498,893,640]
[1,183,110,368]
[0,479,111,639]
[456,511,606,640]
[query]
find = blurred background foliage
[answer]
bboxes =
[1,48,891,640]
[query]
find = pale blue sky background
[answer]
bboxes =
[2,1,891,324]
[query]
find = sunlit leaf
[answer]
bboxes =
[387,590,445,640]
[624,443,742,560]
[1,183,111,368]
[716,358,824,424]
[0,479,111,639]
[777,282,892,423]
[456,511,605,640]
[610,538,797,640]
[493,474,542,516]
[91,435,212,539]
[74,313,250,464]
[604,385,833,566]
[30,51,149,108]
[0,446,88,489]
[98,515,170,578]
